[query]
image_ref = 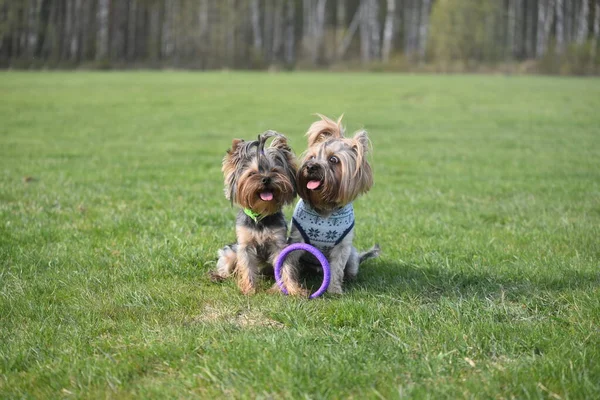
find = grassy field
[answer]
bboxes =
[0,71,599,399]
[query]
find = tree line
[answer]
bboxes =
[1,0,599,73]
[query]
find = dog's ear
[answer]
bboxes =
[222,139,244,201]
[228,139,244,154]
[306,114,345,147]
[350,129,372,189]
[268,134,298,195]
[345,129,373,197]
[269,134,290,151]
[351,129,371,159]
[223,139,244,168]
[262,131,296,170]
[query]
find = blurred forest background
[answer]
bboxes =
[1,0,599,75]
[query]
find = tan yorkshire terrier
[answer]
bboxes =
[212,131,305,295]
[288,115,380,294]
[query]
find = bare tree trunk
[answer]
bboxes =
[148,1,161,62]
[576,0,589,44]
[57,0,66,61]
[404,0,418,59]
[43,0,59,60]
[71,0,81,61]
[35,0,50,58]
[537,0,555,57]
[537,0,547,58]
[79,0,92,61]
[544,0,556,53]
[96,0,110,60]
[227,0,236,67]
[507,0,516,58]
[0,6,7,60]
[369,0,380,60]
[312,0,327,64]
[67,0,77,61]
[359,0,381,62]
[198,0,209,61]
[336,0,346,52]
[19,2,27,57]
[359,0,371,62]
[565,0,573,43]
[112,0,127,62]
[593,0,600,59]
[27,0,40,59]
[77,0,85,61]
[264,0,274,62]
[555,0,564,54]
[382,0,395,62]
[303,0,311,50]
[515,0,524,58]
[183,1,195,63]
[62,0,72,60]
[525,0,535,58]
[162,0,174,60]
[273,0,283,63]
[337,2,361,58]
[418,0,431,61]
[510,0,524,59]
[250,0,262,55]
[284,0,295,66]
[127,0,137,60]
[175,0,183,66]
[412,0,420,58]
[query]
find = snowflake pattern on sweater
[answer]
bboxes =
[292,199,355,254]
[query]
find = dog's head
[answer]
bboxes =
[297,114,373,212]
[222,131,297,216]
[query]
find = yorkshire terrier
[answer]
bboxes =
[288,115,380,294]
[212,131,305,295]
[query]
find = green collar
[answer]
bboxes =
[244,208,264,223]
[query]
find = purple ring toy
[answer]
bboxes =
[274,243,330,299]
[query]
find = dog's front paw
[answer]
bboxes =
[209,270,227,283]
[288,286,311,298]
[344,271,358,281]
[327,285,344,295]
[237,279,257,295]
[240,286,257,296]
[267,283,310,298]
[266,283,282,295]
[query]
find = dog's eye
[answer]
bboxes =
[329,156,339,164]
[309,155,316,160]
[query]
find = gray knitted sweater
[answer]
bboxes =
[292,199,355,254]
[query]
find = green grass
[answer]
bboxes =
[1,71,599,399]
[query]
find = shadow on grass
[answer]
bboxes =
[345,259,600,300]
[202,256,599,301]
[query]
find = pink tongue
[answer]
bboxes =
[260,192,273,201]
[307,180,321,190]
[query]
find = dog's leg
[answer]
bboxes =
[267,226,308,296]
[270,249,308,296]
[327,230,355,294]
[344,246,360,280]
[236,245,259,295]
[328,244,352,294]
[344,244,381,279]
[214,244,237,279]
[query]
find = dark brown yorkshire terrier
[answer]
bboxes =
[212,131,305,295]
[288,115,380,294]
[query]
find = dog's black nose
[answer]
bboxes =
[261,176,271,185]
[306,163,317,173]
